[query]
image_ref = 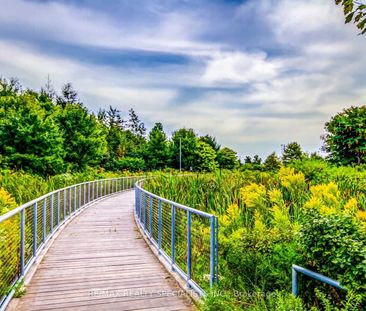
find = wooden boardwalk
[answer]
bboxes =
[14,191,194,311]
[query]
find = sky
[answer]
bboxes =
[0,0,365,159]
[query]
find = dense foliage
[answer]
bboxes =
[323,106,366,166]
[0,78,242,175]
[144,162,366,310]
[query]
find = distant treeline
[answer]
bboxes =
[1,78,364,176]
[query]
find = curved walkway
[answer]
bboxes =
[13,191,194,311]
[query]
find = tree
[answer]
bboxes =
[335,0,366,34]
[57,83,79,108]
[0,92,65,175]
[0,77,21,96]
[127,108,146,136]
[252,155,262,165]
[56,104,107,170]
[144,123,170,170]
[264,152,282,171]
[244,156,252,164]
[199,135,220,152]
[282,142,303,164]
[40,75,56,102]
[195,141,218,172]
[217,147,239,169]
[323,106,366,165]
[171,128,198,170]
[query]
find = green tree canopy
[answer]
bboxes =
[0,91,65,175]
[264,152,282,171]
[171,128,198,170]
[217,147,238,169]
[282,142,303,165]
[145,122,170,170]
[199,135,220,152]
[56,104,107,170]
[195,141,218,172]
[323,105,366,165]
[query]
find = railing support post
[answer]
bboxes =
[74,186,77,212]
[292,266,298,296]
[78,185,81,209]
[149,196,153,239]
[210,216,215,287]
[187,210,191,283]
[144,193,147,229]
[57,191,60,226]
[50,193,54,233]
[63,190,66,220]
[33,202,37,256]
[42,199,46,243]
[20,209,25,276]
[158,199,162,254]
[171,205,175,271]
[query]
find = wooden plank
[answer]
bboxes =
[15,191,194,311]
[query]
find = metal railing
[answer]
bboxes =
[134,179,219,297]
[0,176,141,311]
[292,264,346,296]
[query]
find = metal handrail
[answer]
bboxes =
[0,176,142,311]
[292,264,346,296]
[134,179,219,297]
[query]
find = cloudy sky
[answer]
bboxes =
[0,0,365,158]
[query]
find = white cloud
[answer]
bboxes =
[202,51,282,85]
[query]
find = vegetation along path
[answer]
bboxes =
[12,191,194,311]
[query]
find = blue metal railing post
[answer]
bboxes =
[92,181,95,200]
[78,185,81,209]
[57,191,60,225]
[292,266,298,296]
[210,216,215,287]
[291,265,345,297]
[63,190,66,219]
[20,209,25,276]
[144,193,147,230]
[33,202,37,256]
[68,188,71,215]
[139,189,142,221]
[42,199,46,243]
[171,204,175,271]
[187,210,191,283]
[149,196,153,238]
[74,186,77,212]
[50,193,54,233]
[158,199,162,254]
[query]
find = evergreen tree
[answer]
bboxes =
[264,152,281,171]
[127,108,146,136]
[282,142,303,164]
[57,83,79,108]
[145,123,170,170]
